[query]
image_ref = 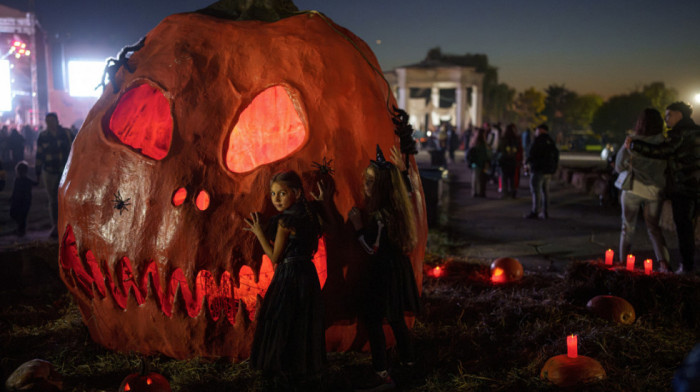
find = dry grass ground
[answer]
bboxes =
[1,239,698,391]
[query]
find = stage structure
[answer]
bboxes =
[385,60,484,134]
[0,4,46,126]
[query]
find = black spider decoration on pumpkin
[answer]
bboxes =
[392,105,418,156]
[312,157,334,176]
[97,36,147,94]
[113,191,131,215]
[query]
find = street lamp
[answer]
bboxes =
[694,93,700,105]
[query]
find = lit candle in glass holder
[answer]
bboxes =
[626,254,635,271]
[605,249,614,265]
[644,259,653,275]
[567,334,578,358]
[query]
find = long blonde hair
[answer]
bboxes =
[365,164,417,254]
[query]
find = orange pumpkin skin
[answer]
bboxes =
[119,372,171,392]
[540,354,606,387]
[57,11,427,359]
[586,295,636,325]
[490,257,523,283]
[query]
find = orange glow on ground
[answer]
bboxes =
[491,267,506,283]
[195,190,210,211]
[172,188,187,206]
[225,85,306,173]
[427,266,444,278]
[108,84,172,160]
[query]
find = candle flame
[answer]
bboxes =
[491,267,506,283]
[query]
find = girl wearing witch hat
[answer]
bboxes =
[349,144,421,389]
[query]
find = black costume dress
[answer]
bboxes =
[360,210,420,370]
[250,202,326,376]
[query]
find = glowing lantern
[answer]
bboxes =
[490,257,523,283]
[57,0,427,360]
[118,372,171,392]
[541,348,606,387]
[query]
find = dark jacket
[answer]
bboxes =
[527,133,559,174]
[630,117,700,198]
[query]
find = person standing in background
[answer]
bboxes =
[35,113,74,238]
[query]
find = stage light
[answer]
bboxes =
[68,60,105,97]
[0,60,12,112]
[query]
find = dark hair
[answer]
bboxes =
[270,170,303,191]
[15,160,29,175]
[45,112,58,120]
[469,127,486,148]
[635,108,664,136]
[269,170,322,251]
[666,101,693,119]
[536,123,549,132]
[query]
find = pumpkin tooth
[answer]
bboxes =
[59,225,269,324]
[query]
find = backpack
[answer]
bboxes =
[542,141,559,174]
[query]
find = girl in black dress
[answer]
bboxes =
[244,170,326,390]
[349,145,420,388]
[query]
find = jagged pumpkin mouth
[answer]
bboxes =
[59,224,327,325]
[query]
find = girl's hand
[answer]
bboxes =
[390,145,406,172]
[311,181,324,201]
[243,212,264,237]
[311,180,333,202]
[348,206,363,230]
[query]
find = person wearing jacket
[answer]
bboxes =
[616,109,670,270]
[467,127,490,198]
[628,101,700,274]
[525,124,559,219]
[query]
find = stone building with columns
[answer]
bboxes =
[384,59,485,135]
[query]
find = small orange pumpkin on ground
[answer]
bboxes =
[490,257,523,283]
[118,372,171,392]
[540,354,606,387]
[586,295,636,324]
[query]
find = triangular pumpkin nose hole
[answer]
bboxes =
[225,85,306,173]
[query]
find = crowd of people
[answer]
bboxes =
[0,113,75,238]
[463,121,558,220]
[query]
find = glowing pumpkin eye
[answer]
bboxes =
[225,85,306,173]
[172,188,187,206]
[146,377,152,385]
[107,83,173,160]
[196,190,210,211]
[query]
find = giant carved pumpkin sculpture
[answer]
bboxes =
[58,0,427,360]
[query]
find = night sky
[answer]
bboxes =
[2,0,700,101]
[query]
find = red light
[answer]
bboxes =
[195,190,210,211]
[491,267,506,283]
[172,188,187,206]
[146,377,152,385]
[124,383,131,391]
[225,85,306,173]
[108,83,173,160]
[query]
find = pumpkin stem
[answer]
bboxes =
[198,0,299,21]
